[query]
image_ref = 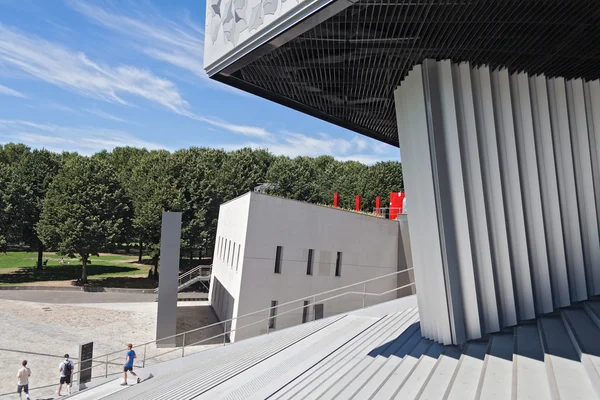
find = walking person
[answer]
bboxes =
[17,360,31,400]
[56,354,74,396]
[121,343,141,386]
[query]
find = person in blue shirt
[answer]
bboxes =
[121,343,141,386]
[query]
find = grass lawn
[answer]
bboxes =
[0,251,156,288]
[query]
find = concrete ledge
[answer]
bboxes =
[0,285,157,293]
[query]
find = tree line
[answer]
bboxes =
[0,143,403,282]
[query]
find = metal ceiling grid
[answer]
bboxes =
[231,0,600,146]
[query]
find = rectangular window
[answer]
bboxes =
[274,246,283,274]
[335,252,342,277]
[220,237,224,260]
[314,303,324,320]
[231,242,235,269]
[269,300,278,329]
[227,241,231,265]
[236,244,241,271]
[306,249,314,275]
[302,300,310,323]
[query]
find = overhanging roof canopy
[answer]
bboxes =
[206,0,600,147]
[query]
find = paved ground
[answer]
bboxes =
[0,290,157,303]
[0,293,220,400]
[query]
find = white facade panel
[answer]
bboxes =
[548,78,587,302]
[472,66,517,328]
[585,80,600,249]
[452,62,499,335]
[529,75,570,309]
[510,72,553,315]
[423,59,480,342]
[566,79,600,296]
[395,67,452,344]
[209,193,252,336]
[396,61,600,345]
[491,69,535,321]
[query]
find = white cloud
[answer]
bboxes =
[0,83,26,98]
[192,115,274,139]
[0,119,167,155]
[84,108,129,124]
[0,24,190,115]
[68,2,207,81]
[48,103,76,113]
[220,130,397,164]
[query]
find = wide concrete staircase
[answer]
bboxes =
[62,295,600,399]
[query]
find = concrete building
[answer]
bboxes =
[209,191,413,341]
[204,0,600,346]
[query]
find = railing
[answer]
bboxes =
[10,268,414,397]
[373,207,405,219]
[154,264,212,293]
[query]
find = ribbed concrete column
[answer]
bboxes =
[395,60,600,345]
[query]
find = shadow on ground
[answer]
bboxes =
[166,305,224,347]
[0,264,142,284]
[86,277,157,289]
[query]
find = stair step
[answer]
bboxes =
[512,324,551,399]
[392,342,445,399]
[476,333,514,399]
[65,379,128,400]
[312,311,417,399]
[584,301,600,330]
[351,326,423,399]
[273,311,409,399]
[197,316,375,399]
[124,317,342,400]
[319,308,421,399]
[371,338,434,399]
[416,345,462,400]
[537,316,596,399]
[336,314,421,398]
[444,341,488,400]
[560,308,600,398]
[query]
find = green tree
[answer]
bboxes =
[0,163,9,252]
[266,156,321,202]
[218,148,274,199]
[330,161,368,209]
[97,147,148,253]
[0,143,30,166]
[37,156,132,283]
[129,150,179,274]
[361,161,403,210]
[170,148,227,265]
[3,149,61,268]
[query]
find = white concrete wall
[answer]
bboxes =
[210,192,404,342]
[235,193,400,341]
[209,192,251,337]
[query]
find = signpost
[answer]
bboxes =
[78,342,94,390]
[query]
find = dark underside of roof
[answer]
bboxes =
[216,0,600,147]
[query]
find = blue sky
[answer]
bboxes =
[0,0,398,164]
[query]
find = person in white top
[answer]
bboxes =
[56,354,74,396]
[17,360,31,400]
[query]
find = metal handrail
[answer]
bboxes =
[18,268,414,395]
[179,265,210,280]
[108,268,413,363]
[154,264,212,293]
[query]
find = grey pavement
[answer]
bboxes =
[0,290,157,303]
